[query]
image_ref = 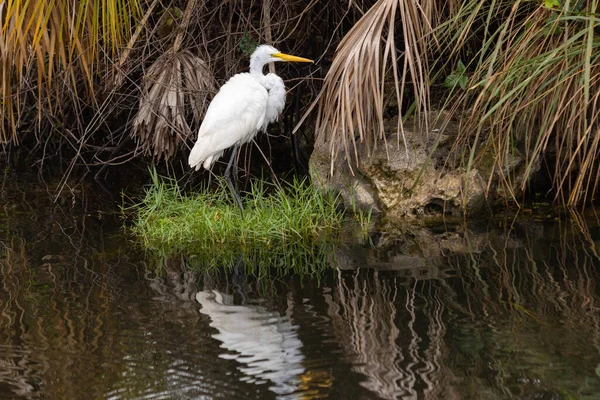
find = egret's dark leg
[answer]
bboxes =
[232,151,240,194]
[224,144,244,212]
[207,169,215,189]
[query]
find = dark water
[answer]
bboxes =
[1,175,599,399]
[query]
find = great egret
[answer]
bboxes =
[188,45,313,210]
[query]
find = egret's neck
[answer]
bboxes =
[249,58,268,82]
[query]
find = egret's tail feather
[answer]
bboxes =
[188,144,204,171]
[188,138,223,171]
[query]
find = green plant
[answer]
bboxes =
[444,60,468,91]
[129,169,344,253]
[437,0,600,205]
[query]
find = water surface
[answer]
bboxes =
[0,175,599,399]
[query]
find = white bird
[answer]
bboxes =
[188,45,313,209]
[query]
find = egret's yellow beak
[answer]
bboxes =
[272,53,313,63]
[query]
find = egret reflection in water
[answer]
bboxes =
[196,290,305,397]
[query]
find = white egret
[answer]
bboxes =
[188,45,313,210]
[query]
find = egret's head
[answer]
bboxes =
[250,45,313,73]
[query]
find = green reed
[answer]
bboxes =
[130,169,344,254]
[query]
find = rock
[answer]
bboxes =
[310,145,382,213]
[309,111,489,218]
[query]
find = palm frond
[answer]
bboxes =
[0,0,142,142]
[131,0,216,161]
[309,0,437,174]
[132,51,216,161]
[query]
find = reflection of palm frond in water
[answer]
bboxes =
[324,214,600,398]
[444,212,600,396]
[0,240,40,397]
[0,238,114,398]
[324,270,457,399]
[456,212,600,329]
[0,177,148,398]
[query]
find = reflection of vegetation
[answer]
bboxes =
[0,175,216,399]
[191,241,332,275]
[5,173,600,399]
[131,171,344,254]
[439,212,600,398]
[0,237,126,398]
[320,210,600,399]
[148,239,335,295]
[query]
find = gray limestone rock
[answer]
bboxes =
[309,111,492,219]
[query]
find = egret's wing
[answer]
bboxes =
[189,73,268,169]
[199,73,268,143]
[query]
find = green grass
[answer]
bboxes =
[130,170,345,255]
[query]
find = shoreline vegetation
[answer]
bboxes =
[2,0,600,209]
[129,170,352,256]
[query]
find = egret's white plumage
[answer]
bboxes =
[189,73,268,170]
[188,45,312,171]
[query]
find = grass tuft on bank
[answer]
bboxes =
[130,170,344,252]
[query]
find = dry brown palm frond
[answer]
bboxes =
[305,0,436,174]
[132,50,216,161]
[131,0,216,161]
